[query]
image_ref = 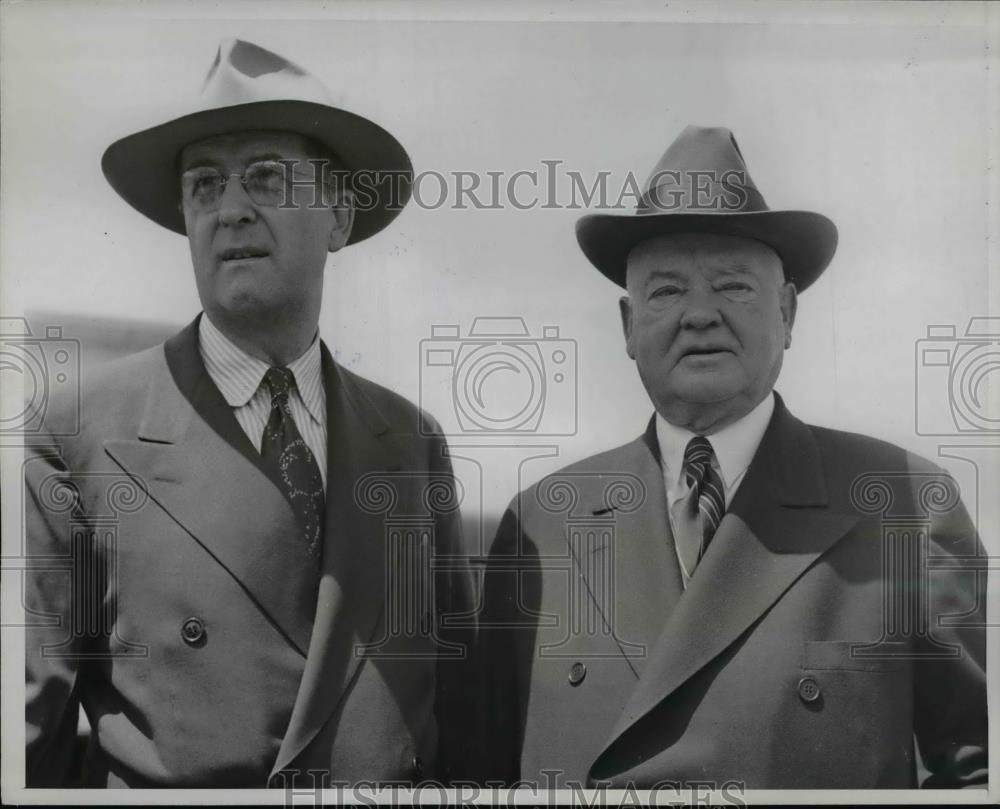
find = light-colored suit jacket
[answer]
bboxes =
[477,394,987,789]
[25,317,474,787]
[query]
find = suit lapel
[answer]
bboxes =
[573,421,684,678]
[103,318,318,655]
[592,395,860,771]
[271,350,403,777]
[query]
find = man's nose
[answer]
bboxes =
[679,287,722,329]
[217,176,257,227]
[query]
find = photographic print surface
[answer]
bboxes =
[1,1,996,805]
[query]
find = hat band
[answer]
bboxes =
[637,170,769,215]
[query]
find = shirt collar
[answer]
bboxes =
[198,313,325,424]
[655,392,775,491]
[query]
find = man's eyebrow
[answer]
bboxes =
[643,268,687,281]
[711,262,758,276]
[248,152,291,163]
[180,152,296,171]
[180,156,223,171]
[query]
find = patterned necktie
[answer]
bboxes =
[260,367,325,561]
[678,436,726,575]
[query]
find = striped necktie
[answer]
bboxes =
[260,367,325,561]
[680,435,726,570]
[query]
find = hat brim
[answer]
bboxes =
[101,100,412,244]
[576,210,838,292]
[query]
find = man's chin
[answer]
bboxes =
[665,374,744,405]
[215,290,284,321]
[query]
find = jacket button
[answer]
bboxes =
[181,617,205,645]
[568,661,587,686]
[797,676,821,703]
[411,755,423,780]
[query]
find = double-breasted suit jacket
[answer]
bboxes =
[25,317,474,787]
[478,394,987,789]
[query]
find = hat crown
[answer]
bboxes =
[638,125,768,215]
[199,38,334,111]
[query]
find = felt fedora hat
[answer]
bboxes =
[101,38,412,244]
[576,125,837,291]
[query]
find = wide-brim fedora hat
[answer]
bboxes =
[101,38,412,244]
[576,125,837,291]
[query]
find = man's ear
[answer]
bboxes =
[327,189,355,253]
[780,281,798,349]
[619,295,636,359]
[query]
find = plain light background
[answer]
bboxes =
[1,1,996,542]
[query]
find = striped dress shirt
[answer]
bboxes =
[198,314,328,487]
[655,392,774,586]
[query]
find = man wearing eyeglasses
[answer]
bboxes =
[24,39,472,788]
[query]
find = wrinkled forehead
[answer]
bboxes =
[179,130,318,170]
[626,232,783,282]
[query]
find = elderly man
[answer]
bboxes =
[477,126,987,789]
[24,39,472,788]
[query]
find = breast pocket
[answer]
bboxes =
[795,640,913,782]
[797,640,909,715]
[802,640,907,672]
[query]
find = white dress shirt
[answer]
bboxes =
[656,393,774,586]
[198,314,328,487]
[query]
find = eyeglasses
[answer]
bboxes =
[180,159,335,212]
